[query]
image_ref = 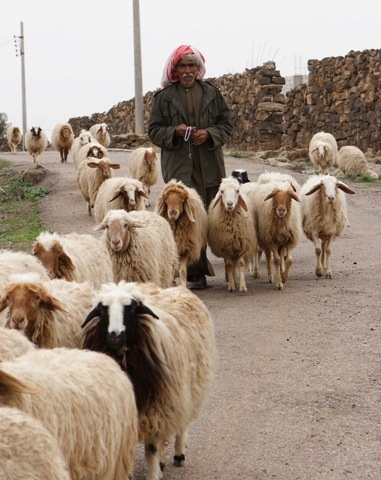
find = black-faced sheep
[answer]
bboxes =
[308,131,338,174]
[232,168,250,183]
[337,145,379,180]
[300,174,355,278]
[207,176,257,293]
[94,176,148,223]
[89,122,111,148]
[76,157,120,216]
[74,140,108,170]
[51,122,74,163]
[96,209,179,287]
[33,231,114,288]
[71,129,94,167]
[0,406,71,480]
[25,126,48,163]
[0,273,95,348]
[249,180,302,290]
[128,147,159,206]
[81,280,216,480]
[6,124,22,154]
[0,347,138,480]
[155,179,207,287]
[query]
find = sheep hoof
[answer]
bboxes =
[239,287,248,293]
[315,269,324,277]
[160,461,165,471]
[173,454,185,467]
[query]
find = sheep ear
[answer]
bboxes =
[304,183,322,196]
[211,191,222,208]
[156,197,166,216]
[184,198,196,222]
[137,304,159,319]
[94,222,106,231]
[338,182,355,194]
[109,190,123,202]
[238,194,248,211]
[87,162,98,169]
[0,296,8,312]
[81,306,101,328]
[110,164,121,170]
[0,370,39,395]
[290,192,301,202]
[137,189,149,199]
[38,288,66,312]
[58,251,75,273]
[264,191,276,201]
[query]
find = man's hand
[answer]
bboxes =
[192,128,209,145]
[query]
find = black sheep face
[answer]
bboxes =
[232,169,250,184]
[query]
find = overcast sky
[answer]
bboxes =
[1,0,380,138]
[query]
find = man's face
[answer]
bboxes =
[175,57,198,88]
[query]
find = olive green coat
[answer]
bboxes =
[148,81,233,196]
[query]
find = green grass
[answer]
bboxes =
[0,160,49,251]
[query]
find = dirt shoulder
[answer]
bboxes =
[1,149,381,480]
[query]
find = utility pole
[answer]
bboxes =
[132,0,144,135]
[16,22,27,150]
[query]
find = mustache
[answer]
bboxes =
[182,73,194,79]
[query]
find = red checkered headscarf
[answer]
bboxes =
[161,45,206,87]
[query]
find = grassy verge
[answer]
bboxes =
[0,160,49,251]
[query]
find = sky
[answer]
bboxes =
[1,0,381,139]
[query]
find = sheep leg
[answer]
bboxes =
[237,257,248,293]
[180,257,188,287]
[265,250,274,283]
[272,248,283,290]
[251,248,261,278]
[145,442,163,480]
[281,249,292,284]
[322,238,333,278]
[174,430,187,467]
[87,202,92,216]
[312,236,324,277]
[226,259,236,292]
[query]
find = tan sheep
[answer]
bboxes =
[0,407,71,480]
[308,131,338,174]
[51,122,74,163]
[337,145,379,180]
[94,176,148,223]
[33,230,114,288]
[155,179,207,287]
[71,129,94,167]
[6,124,22,154]
[76,157,120,216]
[0,347,138,480]
[128,147,159,206]
[0,273,95,348]
[89,122,111,147]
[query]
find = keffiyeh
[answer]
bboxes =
[161,45,206,87]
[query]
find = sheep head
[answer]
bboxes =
[95,209,149,252]
[33,239,76,281]
[108,181,148,211]
[86,144,105,159]
[157,183,195,222]
[304,176,355,204]
[211,177,248,212]
[87,159,120,179]
[0,276,66,333]
[264,185,300,218]
[144,148,158,170]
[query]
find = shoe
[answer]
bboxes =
[188,275,207,290]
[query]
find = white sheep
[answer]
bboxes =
[71,129,94,167]
[0,346,138,480]
[337,145,379,180]
[51,122,74,163]
[74,140,108,170]
[96,209,179,287]
[0,327,35,361]
[33,231,114,288]
[94,176,148,223]
[6,124,22,154]
[300,174,355,278]
[155,179,207,287]
[24,126,48,163]
[128,147,159,206]
[249,179,302,290]
[89,122,111,147]
[207,176,257,293]
[0,272,96,348]
[76,156,120,216]
[0,249,50,296]
[81,280,216,480]
[308,131,338,174]
[0,406,71,480]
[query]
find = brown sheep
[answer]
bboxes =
[51,122,74,163]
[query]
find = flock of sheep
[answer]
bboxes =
[0,123,374,479]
